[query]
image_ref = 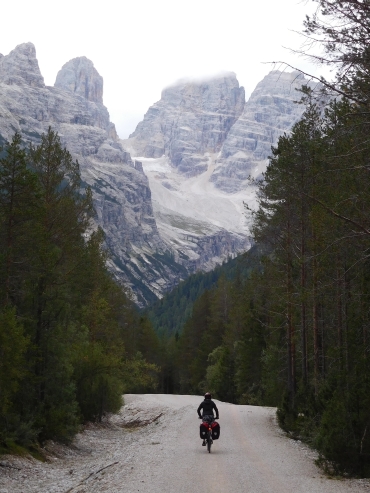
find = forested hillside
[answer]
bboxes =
[0,130,160,452]
[3,0,370,479]
[146,245,262,337]
[154,1,370,476]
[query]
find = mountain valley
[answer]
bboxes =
[0,42,315,303]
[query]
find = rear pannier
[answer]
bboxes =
[211,421,220,440]
[199,421,208,439]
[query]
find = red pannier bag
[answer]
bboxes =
[211,421,220,440]
[199,421,208,439]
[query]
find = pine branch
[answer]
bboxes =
[268,61,365,105]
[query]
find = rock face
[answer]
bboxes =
[126,73,245,176]
[125,71,314,190]
[0,43,184,305]
[0,42,44,88]
[210,70,316,192]
[123,71,315,271]
[0,43,317,305]
[55,57,103,104]
[0,44,113,141]
[123,73,251,278]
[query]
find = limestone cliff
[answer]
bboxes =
[0,43,317,305]
[55,57,104,104]
[125,72,245,176]
[123,71,316,271]
[0,42,44,88]
[210,70,317,192]
[0,43,183,304]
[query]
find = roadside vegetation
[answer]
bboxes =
[149,1,370,477]
[3,0,370,479]
[0,129,160,454]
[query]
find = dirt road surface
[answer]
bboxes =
[0,394,369,492]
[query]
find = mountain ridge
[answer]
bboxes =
[122,70,316,280]
[0,42,184,305]
[0,42,315,305]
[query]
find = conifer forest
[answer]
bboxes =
[0,129,160,450]
[151,1,370,476]
[3,0,370,478]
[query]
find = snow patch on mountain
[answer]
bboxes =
[130,153,253,268]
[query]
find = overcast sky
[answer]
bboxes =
[1,0,327,138]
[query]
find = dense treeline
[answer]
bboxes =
[262,1,370,475]
[4,0,370,477]
[150,247,264,394]
[147,248,260,337]
[251,95,370,476]
[0,129,160,452]
[161,246,269,401]
[160,1,370,476]
[167,98,370,473]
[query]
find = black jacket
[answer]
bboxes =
[197,399,219,418]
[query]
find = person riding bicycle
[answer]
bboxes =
[197,392,219,446]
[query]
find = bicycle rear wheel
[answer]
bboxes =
[207,432,212,453]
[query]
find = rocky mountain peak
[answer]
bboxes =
[0,42,44,88]
[210,70,318,192]
[121,70,317,283]
[55,56,103,104]
[0,42,182,305]
[124,72,245,176]
[161,71,244,113]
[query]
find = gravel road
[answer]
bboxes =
[0,394,369,492]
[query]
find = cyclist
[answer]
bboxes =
[197,392,219,446]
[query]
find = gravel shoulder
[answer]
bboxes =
[0,394,369,493]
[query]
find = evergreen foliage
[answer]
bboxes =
[151,2,370,476]
[4,2,370,477]
[0,129,160,450]
[165,88,370,475]
[146,246,261,337]
[146,248,265,396]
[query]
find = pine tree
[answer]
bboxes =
[0,133,38,305]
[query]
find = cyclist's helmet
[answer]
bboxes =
[204,392,212,399]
